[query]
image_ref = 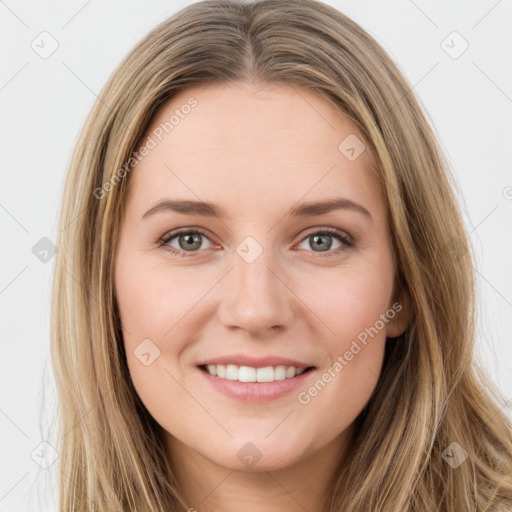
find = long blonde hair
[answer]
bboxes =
[49,0,512,510]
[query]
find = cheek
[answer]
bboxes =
[304,260,394,349]
[114,251,212,416]
[115,251,206,341]
[291,265,392,435]
[115,255,196,433]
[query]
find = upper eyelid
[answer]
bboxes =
[160,227,217,245]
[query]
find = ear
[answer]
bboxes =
[386,283,412,339]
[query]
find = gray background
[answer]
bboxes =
[1,1,511,510]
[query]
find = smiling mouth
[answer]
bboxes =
[198,364,316,383]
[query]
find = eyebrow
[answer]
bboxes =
[141,197,372,221]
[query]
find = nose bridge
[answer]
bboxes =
[218,234,294,333]
[236,243,276,291]
[233,236,281,306]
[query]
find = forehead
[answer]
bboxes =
[125,82,383,219]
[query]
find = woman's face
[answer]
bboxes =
[114,82,409,472]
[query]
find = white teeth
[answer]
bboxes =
[226,364,238,380]
[203,364,309,382]
[239,366,257,382]
[274,365,287,380]
[257,366,274,383]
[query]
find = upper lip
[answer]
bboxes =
[197,354,315,370]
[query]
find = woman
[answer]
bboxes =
[50,0,512,510]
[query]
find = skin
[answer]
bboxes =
[114,81,410,512]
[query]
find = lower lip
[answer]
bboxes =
[198,366,316,402]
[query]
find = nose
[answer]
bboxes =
[217,246,296,335]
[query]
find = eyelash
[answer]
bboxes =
[157,227,355,258]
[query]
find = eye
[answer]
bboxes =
[158,228,214,257]
[296,227,354,257]
[158,227,354,258]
